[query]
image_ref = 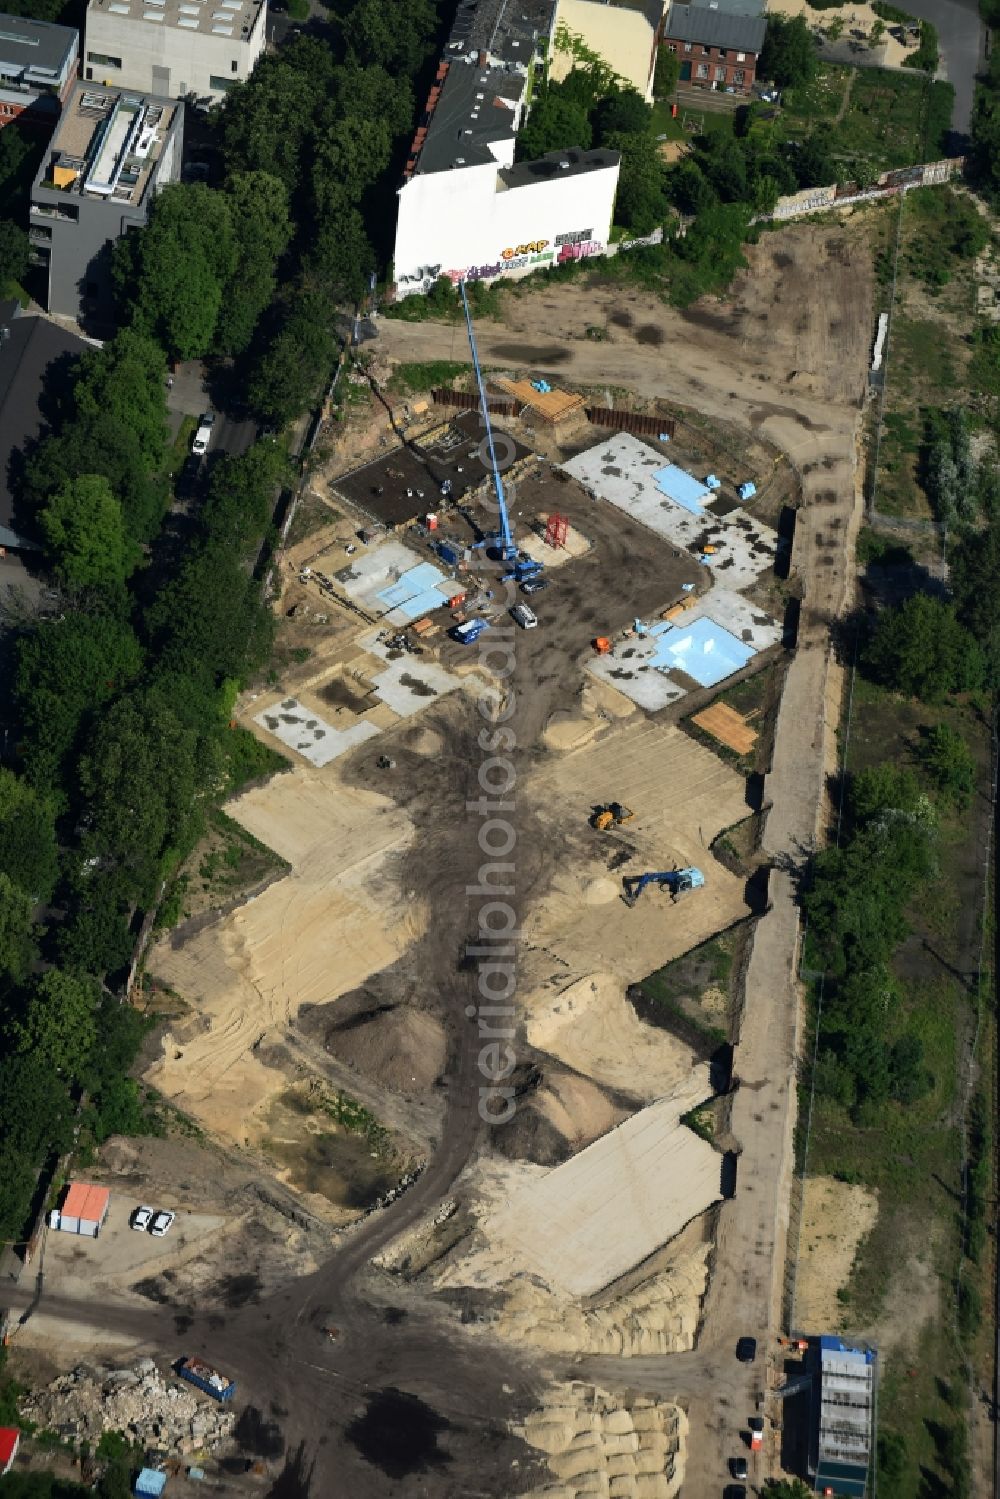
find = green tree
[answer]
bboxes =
[0,769,59,901]
[38,475,137,593]
[113,183,236,360]
[517,95,593,161]
[245,291,337,426]
[302,202,376,304]
[0,1053,72,1162]
[144,543,274,683]
[593,88,652,144]
[201,441,290,547]
[216,171,292,356]
[57,881,135,976]
[607,131,671,232]
[760,15,818,87]
[863,593,983,702]
[77,694,210,903]
[220,56,325,189]
[15,614,145,792]
[337,0,438,72]
[918,722,975,807]
[24,329,169,543]
[653,45,681,99]
[9,969,99,1077]
[0,872,36,981]
[0,217,28,288]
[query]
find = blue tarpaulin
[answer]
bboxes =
[134,1470,167,1497]
[651,465,711,515]
[648,617,755,687]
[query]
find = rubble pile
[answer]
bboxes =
[20,1359,236,1456]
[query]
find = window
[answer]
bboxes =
[734,68,745,84]
[231,59,238,70]
[736,50,746,61]
[683,41,692,51]
[696,62,709,77]
[86,50,122,67]
[718,48,727,57]
[701,44,709,53]
[714,65,726,80]
[209,74,236,90]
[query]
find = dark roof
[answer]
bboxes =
[499,146,621,190]
[0,307,89,547]
[416,61,523,174]
[665,2,766,51]
[0,10,78,78]
[444,0,556,68]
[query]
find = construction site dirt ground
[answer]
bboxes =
[14,218,875,1499]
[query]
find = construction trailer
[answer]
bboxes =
[810,1337,876,1497]
[50,1182,111,1237]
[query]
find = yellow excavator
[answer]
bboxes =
[591,802,635,832]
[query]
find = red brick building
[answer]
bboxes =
[663,2,766,93]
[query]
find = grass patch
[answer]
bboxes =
[286,490,338,548]
[166,414,197,477]
[387,359,469,395]
[781,64,951,172]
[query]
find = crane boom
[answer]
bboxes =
[459,279,516,561]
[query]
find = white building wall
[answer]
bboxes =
[394,159,619,296]
[84,3,265,100]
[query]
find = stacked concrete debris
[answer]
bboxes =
[19,1359,236,1456]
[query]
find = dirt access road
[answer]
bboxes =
[377,223,873,1493]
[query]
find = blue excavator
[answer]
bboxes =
[622,868,705,908]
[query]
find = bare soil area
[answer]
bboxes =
[793,1175,879,1332]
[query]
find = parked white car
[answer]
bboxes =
[149,1210,175,1237]
[511,602,538,630]
[131,1205,154,1232]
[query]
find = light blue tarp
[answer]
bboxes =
[651,464,711,515]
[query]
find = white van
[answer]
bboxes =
[511,603,538,630]
[191,411,216,456]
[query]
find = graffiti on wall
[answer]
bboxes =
[396,262,443,290]
[398,225,611,293]
[556,239,604,263]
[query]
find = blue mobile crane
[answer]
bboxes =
[458,279,542,584]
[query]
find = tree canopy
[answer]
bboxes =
[759,14,818,87]
[39,474,138,594]
[863,593,983,702]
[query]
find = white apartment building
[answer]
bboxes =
[393,0,621,297]
[84,0,265,103]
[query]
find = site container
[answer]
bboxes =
[177,1357,236,1403]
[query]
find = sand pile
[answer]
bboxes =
[527,973,704,1100]
[404,725,444,756]
[544,713,605,753]
[496,1244,709,1358]
[518,1383,686,1499]
[493,1066,624,1165]
[323,1004,447,1093]
[794,1175,878,1331]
